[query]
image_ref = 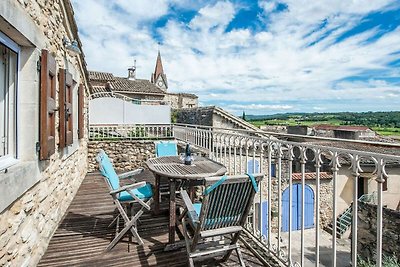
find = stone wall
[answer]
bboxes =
[165,93,198,109]
[357,201,400,261]
[0,146,87,267]
[260,125,287,133]
[176,106,214,126]
[88,141,157,173]
[0,0,89,266]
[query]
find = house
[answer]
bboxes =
[89,70,166,102]
[176,106,262,132]
[89,52,198,109]
[287,125,312,135]
[0,0,89,265]
[312,124,376,139]
[308,141,400,213]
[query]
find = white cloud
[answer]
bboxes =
[229,103,293,110]
[189,1,236,31]
[71,0,400,114]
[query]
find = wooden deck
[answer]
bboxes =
[38,172,265,266]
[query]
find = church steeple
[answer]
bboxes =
[151,51,168,91]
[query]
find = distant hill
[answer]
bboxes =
[246,111,400,127]
[244,111,400,136]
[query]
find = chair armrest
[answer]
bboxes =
[110,181,147,195]
[180,189,199,224]
[119,168,144,179]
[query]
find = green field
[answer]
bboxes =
[250,119,400,136]
[246,112,400,137]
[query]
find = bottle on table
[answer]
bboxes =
[184,143,192,165]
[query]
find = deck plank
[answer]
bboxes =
[38,173,265,267]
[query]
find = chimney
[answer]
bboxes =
[128,60,136,80]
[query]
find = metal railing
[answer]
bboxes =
[173,124,400,267]
[333,192,377,238]
[89,124,173,140]
[88,123,400,266]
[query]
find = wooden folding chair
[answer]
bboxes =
[96,150,153,250]
[154,140,180,200]
[180,173,264,266]
[155,140,178,157]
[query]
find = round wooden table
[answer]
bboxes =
[146,156,227,249]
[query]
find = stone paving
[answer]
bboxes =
[277,229,351,267]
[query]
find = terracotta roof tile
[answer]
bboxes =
[89,71,114,82]
[313,124,372,131]
[89,85,113,98]
[313,124,339,130]
[335,126,371,131]
[111,77,165,95]
[168,92,198,98]
[310,141,400,157]
[292,172,333,180]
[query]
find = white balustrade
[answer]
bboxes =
[88,122,400,266]
[173,124,400,267]
[89,124,173,140]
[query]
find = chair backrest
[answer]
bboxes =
[96,150,120,190]
[247,159,260,174]
[199,173,263,231]
[155,141,178,157]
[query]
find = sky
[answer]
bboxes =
[71,0,400,115]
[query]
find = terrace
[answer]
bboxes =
[39,123,400,266]
[2,1,399,267]
[37,172,264,267]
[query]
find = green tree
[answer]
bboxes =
[242,111,246,121]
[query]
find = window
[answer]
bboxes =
[0,35,19,167]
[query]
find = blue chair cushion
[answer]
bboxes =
[98,152,153,201]
[99,153,120,190]
[118,183,153,201]
[156,141,178,157]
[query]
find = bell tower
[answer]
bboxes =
[151,51,168,91]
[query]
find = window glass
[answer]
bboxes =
[0,43,17,158]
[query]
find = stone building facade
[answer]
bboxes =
[89,70,166,102]
[164,92,198,109]
[176,106,261,132]
[0,1,89,266]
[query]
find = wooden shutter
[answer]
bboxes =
[59,69,74,148]
[78,84,84,139]
[39,50,57,160]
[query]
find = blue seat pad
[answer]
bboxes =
[118,183,153,201]
[99,153,153,201]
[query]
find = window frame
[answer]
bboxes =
[0,32,20,171]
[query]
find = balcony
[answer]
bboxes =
[37,172,265,267]
[40,123,400,266]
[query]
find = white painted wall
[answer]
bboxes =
[89,97,171,124]
[336,166,400,212]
